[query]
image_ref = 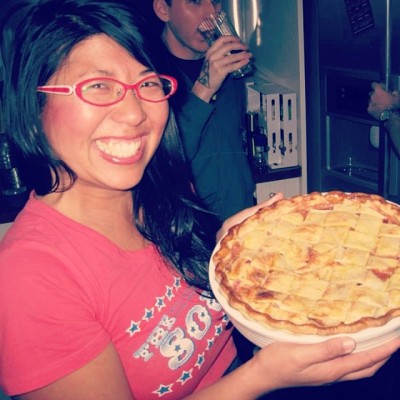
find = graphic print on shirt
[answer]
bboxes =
[125,276,231,397]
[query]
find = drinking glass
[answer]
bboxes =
[198,10,253,79]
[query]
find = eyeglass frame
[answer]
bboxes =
[37,74,178,107]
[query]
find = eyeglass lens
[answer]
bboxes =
[79,76,173,105]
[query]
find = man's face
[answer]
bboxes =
[157,0,222,59]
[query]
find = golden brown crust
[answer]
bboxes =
[213,191,400,335]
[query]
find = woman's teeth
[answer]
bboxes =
[96,138,141,158]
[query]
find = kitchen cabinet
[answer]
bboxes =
[252,165,302,201]
[256,178,301,203]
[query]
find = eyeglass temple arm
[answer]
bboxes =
[37,86,73,95]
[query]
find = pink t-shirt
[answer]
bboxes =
[0,195,236,398]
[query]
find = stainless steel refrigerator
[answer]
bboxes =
[304,0,400,203]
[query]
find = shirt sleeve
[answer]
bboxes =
[174,92,215,161]
[0,243,110,396]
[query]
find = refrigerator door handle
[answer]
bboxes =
[384,0,391,90]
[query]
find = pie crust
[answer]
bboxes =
[213,191,400,335]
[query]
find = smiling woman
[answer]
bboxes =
[0,1,400,400]
[0,1,229,398]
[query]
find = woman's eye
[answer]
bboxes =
[140,79,162,89]
[140,80,162,89]
[86,81,111,91]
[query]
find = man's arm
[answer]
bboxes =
[173,93,215,161]
[385,110,400,157]
[173,35,250,160]
[367,82,400,156]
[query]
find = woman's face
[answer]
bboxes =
[41,34,169,193]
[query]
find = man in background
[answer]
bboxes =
[152,0,255,223]
[150,0,255,362]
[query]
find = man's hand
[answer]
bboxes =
[192,35,252,103]
[368,82,400,120]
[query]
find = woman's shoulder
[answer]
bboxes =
[1,194,73,246]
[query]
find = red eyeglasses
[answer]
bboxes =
[37,74,178,106]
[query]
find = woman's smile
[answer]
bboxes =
[95,136,143,164]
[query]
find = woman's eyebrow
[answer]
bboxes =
[138,68,156,77]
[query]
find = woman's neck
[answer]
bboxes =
[37,188,147,251]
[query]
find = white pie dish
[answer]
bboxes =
[209,239,400,353]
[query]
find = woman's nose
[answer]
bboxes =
[112,90,146,125]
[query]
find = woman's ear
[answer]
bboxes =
[153,0,170,23]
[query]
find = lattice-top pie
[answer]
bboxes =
[213,191,400,335]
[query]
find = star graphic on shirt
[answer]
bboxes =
[211,298,223,310]
[126,320,141,336]
[178,369,193,385]
[165,286,175,300]
[153,383,173,397]
[143,308,154,321]
[207,338,214,350]
[189,324,197,335]
[156,297,166,311]
[174,344,182,354]
[215,324,223,336]
[200,293,222,311]
[194,353,205,369]
[173,276,181,288]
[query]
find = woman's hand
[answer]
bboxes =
[189,337,400,399]
[216,193,284,242]
[231,336,400,399]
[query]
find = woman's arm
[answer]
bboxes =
[13,336,400,400]
[14,344,134,400]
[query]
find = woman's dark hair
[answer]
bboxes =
[2,0,219,290]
